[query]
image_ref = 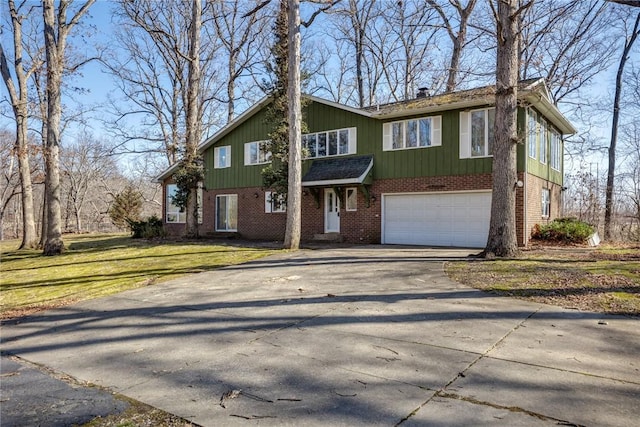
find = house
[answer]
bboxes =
[156,78,576,248]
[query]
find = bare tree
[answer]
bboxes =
[0,129,21,241]
[485,0,531,257]
[519,0,615,104]
[60,133,117,233]
[42,0,95,255]
[330,0,380,107]
[427,0,478,93]
[210,0,271,122]
[620,123,640,240]
[284,0,302,249]
[604,10,640,239]
[183,0,203,237]
[370,0,440,101]
[0,0,40,248]
[107,0,221,166]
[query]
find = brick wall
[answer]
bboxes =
[162,174,546,247]
[524,174,563,242]
[201,187,287,240]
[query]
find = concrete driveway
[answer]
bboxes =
[1,247,638,426]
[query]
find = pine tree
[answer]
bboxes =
[261,0,291,199]
[108,186,143,230]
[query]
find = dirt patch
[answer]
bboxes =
[446,245,640,317]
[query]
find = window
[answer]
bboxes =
[166,184,203,223]
[216,194,237,231]
[550,128,561,171]
[542,188,550,218]
[539,119,548,164]
[265,191,286,213]
[346,188,357,211]
[244,140,272,165]
[214,145,231,168]
[459,108,494,158]
[528,109,537,159]
[303,127,356,159]
[383,116,442,151]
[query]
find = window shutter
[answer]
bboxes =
[432,116,442,146]
[459,112,470,159]
[265,191,272,213]
[348,127,357,154]
[382,122,392,151]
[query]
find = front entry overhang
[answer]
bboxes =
[302,155,374,207]
[302,155,373,187]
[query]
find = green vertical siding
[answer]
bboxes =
[202,99,562,190]
[524,107,563,185]
[204,109,271,189]
[375,109,494,178]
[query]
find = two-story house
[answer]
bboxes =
[156,78,576,248]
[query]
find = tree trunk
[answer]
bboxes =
[15,110,37,248]
[355,29,365,108]
[446,1,476,94]
[0,2,38,249]
[42,0,65,255]
[41,0,94,254]
[40,189,48,248]
[184,0,202,238]
[284,0,302,250]
[485,0,521,258]
[604,11,640,240]
[428,0,477,93]
[227,57,236,122]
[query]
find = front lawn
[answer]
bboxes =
[0,234,278,319]
[445,245,640,316]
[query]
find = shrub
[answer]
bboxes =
[531,217,595,244]
[127,215,165,239]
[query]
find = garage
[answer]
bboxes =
[382,192,492,248]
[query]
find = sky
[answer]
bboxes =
[1,0,636,179]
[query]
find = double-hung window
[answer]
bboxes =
[302,127,356,159]
[214,145,231,168]
[244,140,271,165]
[539,119,548,165]
[265,191,286,213]
[166,183,202,223]
[459,108,495,158]
[216,194,237,231]
[550,128,562,171]
[383,116,442,151]
[541,189,550,218]
[528,109,538,159]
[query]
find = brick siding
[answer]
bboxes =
[524,174,563,242]
[163,174,551,247]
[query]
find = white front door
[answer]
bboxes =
[325,189,340,233]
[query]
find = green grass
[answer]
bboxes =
[0,234,279,318]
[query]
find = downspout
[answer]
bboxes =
[523,152,528,247]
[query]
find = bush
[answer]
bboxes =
[531,217,595,244]
[127,215,165,239]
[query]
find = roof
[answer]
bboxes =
[366,78,576,135]
[302,155,374,187]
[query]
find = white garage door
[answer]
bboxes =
[383,192,492,248]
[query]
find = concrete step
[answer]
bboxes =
[312,233,343,242]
